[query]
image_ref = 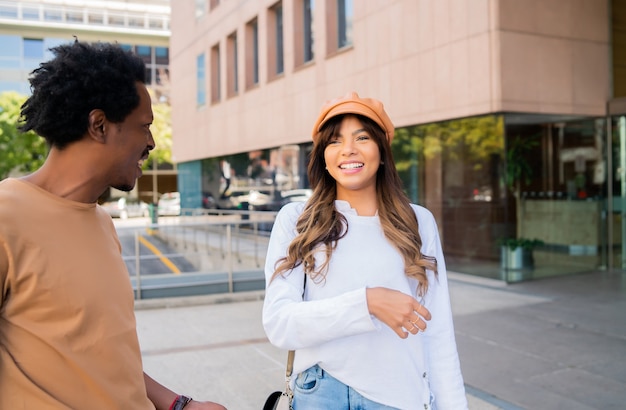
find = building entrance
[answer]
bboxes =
[607,98,626,269]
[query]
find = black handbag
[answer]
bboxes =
[263,350,294,410]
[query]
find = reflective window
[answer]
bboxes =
[227,32,238,96]
[136,45,152,64]
[197,53,206,106]
[337,0,353,48]
[394,115,506,276]
[195,0,205,18]
[268,2,284,77]
[22,6,39,20]
[0,35,21,58]
[23,38,44,59]
[303,0,314,62]
[155,47,169,65]
[211,44,220,103]
[246,18,259,88]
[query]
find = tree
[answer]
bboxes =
[143,98,173,169]
[0,92,47,179]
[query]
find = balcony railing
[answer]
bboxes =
[0,0,170,32]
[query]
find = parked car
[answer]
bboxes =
[255,189,313,211]
[101,196,149,219]
[216,189,273,210]
[157,192,181,216]
[202,191,217,209]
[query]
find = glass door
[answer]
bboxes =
[608,113,626,269]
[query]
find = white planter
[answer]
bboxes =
[500,246,534,282]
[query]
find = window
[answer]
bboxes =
[197,53,206,106]
[23,38,44,70]
[0,5,18,19]
[227,32,238,97]
[108,13,125,26]
[195,0,205,18]
[326,0,353,54]
[156,67,169,85]
[128,15,144,28]
[43,8,62,22]
[23,38,44,59]
[294,0,314,67]
[136,45,152,64]
[267,2,284,77]
[65,8,83,23]
[211,44,221,103]
[155,47,169,65]
[245,18,259,88]
[22,6,39,20]
[0,35,21,69]
[337,0,353,49]
[88,11,104,25]
[209,0,220,11]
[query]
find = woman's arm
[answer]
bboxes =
[415,206,468,409]
[262,204,377,350]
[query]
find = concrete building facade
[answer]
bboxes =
[0,0,175,202]
[170,0,623,280]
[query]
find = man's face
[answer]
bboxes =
[107,82,155,192]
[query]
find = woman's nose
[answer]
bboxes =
[340,140,356,154]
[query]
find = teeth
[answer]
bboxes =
[340,163,363,169]
[138,159,144,167]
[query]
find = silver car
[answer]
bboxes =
[101,197,149,219]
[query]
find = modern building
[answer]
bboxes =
[170,0,624,280]
[0,0,175,202]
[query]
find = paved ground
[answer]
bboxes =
[134,270,626,409]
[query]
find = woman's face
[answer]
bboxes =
[323,115,381,199]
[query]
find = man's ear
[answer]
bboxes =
[87,109,107,143]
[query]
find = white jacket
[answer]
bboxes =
[263,200,467,410]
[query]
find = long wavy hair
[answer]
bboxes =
[272,114,437,296]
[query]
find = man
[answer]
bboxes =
[0,41,226,410]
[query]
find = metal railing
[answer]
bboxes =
[114,209,277,300]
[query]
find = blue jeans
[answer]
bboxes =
[292,365,400,410]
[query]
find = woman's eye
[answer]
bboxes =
[356,134,370,141]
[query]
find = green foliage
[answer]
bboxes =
[143,99,173,169]
[501,237,545,251]
[392,115,504,173]
[505,135,538,191]
[0,92,48,179]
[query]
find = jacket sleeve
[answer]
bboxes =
[262,203,377,350]
[415,206,468,410]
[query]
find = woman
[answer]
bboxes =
[263,92,467,409]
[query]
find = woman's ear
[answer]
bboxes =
[87,109,107,143]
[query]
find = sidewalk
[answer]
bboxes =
[134,270,626,409]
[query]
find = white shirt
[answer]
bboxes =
[263,200,467,410]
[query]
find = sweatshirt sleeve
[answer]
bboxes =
[414,205,468,410]
[262,203,377,350]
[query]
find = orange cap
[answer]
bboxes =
[311,92,395,143]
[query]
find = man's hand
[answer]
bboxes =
[366,287,431,338]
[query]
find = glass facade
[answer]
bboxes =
[179,111,625,280]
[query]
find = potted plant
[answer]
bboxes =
[501,135,543,281]
[500,237,544,270]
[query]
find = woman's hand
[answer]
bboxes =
[366,287,431,338]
